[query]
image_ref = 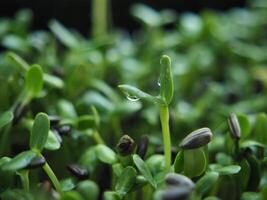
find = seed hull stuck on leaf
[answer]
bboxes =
[136,135,149,159]
[165,173,195,189]
[228,113,241,139]
[25,156,46,169]
[116,135,135,156]
[180,127,212,149]
[160,187,192,200]
[67,163,89,180]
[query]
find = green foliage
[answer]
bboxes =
[29,113,50,152]
[25,65,44,98]
[1,151,36,171]
[0,111,13,129]
[0,1,267,199]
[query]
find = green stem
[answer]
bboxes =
[42,162,62,194]
[0,93,30,155]
[159,106,171,171]
[234,140,240,159]
[0,123,11,155]
[20,170,30,191]
[93,130,105,144]
[92,0,108,37]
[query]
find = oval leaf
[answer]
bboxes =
[1,150,36,171]
[95,144,117,164]
[30,112,50,152]
[195,172,219,196]
[44,130,61,151]
[212,165,241,176]
[25,65,44,98]
[184,148,207,178]
[174,151,184,173]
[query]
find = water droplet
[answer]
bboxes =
[157,78,161,87]
[126,95,140,102]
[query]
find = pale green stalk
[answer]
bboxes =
[159,106,171,171]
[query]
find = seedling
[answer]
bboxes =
[119,55,173,171]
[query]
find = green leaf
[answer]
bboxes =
[131,4,160,27]
[5,51,29,71]
[251,113,267,144]
[49,20,79,48]
[246,154,261,190]
[30,113,50,152]
[211,165,241,175]
[1,150,36,171]
[241,192,261,200]
[174,151,184,173]
[57,99,77,119]
[118,84,164,105]
[25,64,44,98]
[215,153,232,166]
[132,154,157,188]
[159,55,173,105]
[77,180,99,200]
[79,147,98,173]
[75,115,96,130]
[195,172,219,196]
[43,73,64,89]
[61,191,83,200]
[146,154,165,175]
[103,191,121,200]
[60,178,76,192]
[0,189,34,200]
[237,159,251,192]
[115,166,137,197]
[95,144,118,164]
[204,197,220,200]
[184,148,207,178]
[237,113,251,138]
[0,157,11,167]
[44,130,60,151]
[0,110,13,129]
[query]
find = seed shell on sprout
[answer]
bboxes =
[67,163,89,180]
[25,156,46,169]
[161,187,192,200]
[180,127,212,150]
[165,173,195,190]
[136,135,149,159]
[116,135,135,156]
[56,124,72,136]
[227,113,241,139]
[48,115,60,127]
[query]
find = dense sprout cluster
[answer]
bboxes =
[0,1,267,200]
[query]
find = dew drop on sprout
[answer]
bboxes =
[126,95,140,102]
[157,77,161,86]
[123,91,140,102]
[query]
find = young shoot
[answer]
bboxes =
[118,55,173,172]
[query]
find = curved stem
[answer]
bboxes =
[159,106,171,171]
[20,170,30,191]
[93,130,105,145]
[42,162,62,194]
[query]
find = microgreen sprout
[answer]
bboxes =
[119,55,173,171]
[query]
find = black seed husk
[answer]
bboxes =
[67,163,89,180]
[136,135,149,159]
[180,127,212,150]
